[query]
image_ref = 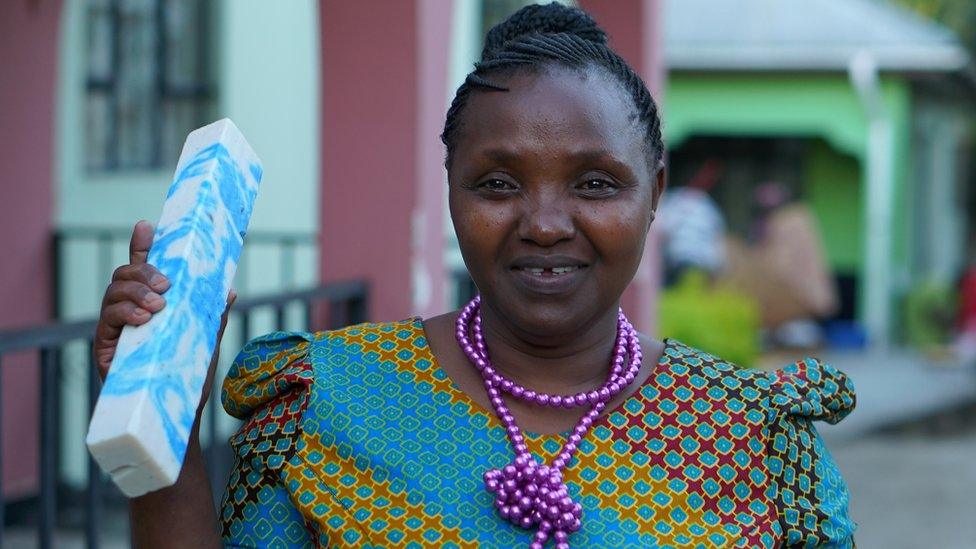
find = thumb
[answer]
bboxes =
[219,290,237,332]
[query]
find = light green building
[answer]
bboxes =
[663,0,975,348]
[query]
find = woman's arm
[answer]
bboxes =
[130,426,221,548]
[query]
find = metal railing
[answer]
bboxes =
[53,227,318,318]
[0,280,368,549]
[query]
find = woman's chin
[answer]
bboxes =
[487,293,611,343]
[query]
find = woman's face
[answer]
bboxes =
[448,65,663,339]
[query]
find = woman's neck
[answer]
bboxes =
[477,301,621,395]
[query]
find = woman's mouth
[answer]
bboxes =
[518,265,582,277]
[510,263,588,295]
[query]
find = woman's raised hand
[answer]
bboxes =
[92,220,235,404]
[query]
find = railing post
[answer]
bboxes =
[39,348,58,549]
[282,239,295,289]
[274,305,286,333]
[0,353,4,549]
[304,301,314,333]
[97,232,114,296]
[329,299,348,331]
[86,342,101,549]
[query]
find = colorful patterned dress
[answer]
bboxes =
[220,319,856,548]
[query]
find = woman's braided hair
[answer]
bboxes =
[441,2,664,171]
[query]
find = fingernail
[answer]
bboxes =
[150,275,167,288]
[145,292,162,306]
[133,307,149,317]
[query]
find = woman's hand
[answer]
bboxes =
[93,220,236,413]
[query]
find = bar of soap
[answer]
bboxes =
[86,118,262,497]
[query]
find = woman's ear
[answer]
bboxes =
[650,160,667,214]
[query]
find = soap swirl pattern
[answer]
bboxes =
[101,139,261,467]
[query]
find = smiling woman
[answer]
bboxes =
[93,2,856,548]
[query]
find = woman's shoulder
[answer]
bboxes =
[221,318,428,419]
[661,339,856,424]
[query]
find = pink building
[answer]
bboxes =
[0,0,663,509]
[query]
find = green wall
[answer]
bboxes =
[804,140,863,272]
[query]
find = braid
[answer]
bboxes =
[441,2,664,172]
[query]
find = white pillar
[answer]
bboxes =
[849,52,894,351]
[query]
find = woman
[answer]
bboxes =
[94,4,855,547]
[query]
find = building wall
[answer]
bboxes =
[55,0,321,319]
[804,140,863,273]
[0,0,62,499]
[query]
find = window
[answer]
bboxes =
[85,0,214,172]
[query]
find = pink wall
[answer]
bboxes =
[579,0,665,335]
[0,0,62,497]
[319,1,452,323]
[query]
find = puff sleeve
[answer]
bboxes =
[219,332,316,548]
[766,358,857,548]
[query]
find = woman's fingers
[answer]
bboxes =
[94,300,155,378]
[103,280,167,313]
[129,220,154,265]
[111,263,170,293]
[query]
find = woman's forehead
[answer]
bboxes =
[454,66,644,162]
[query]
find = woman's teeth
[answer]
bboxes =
[524,266,580,276]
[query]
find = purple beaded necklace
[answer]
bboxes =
[455,296,643,549]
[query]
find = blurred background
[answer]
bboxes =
[1,0,974,547]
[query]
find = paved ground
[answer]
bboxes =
[813,348,976,549]
[829,427,976,548]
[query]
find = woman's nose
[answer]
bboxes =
[517,195,576,247]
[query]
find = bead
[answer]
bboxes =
[556,543,570,549]
[536,394,550,406]
[554,530,568,542]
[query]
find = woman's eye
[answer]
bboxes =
[579,179,617,195]
[479,179,515,192]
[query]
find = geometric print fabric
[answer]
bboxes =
[220,319,856,548]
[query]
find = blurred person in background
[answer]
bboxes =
[727,182,839,350]
[657,158,727,286]
[954,247,976,364]
[91,4,855,547]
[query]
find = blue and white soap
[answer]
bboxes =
[86,118,262,497]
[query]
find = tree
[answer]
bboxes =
[892,0,976,56]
